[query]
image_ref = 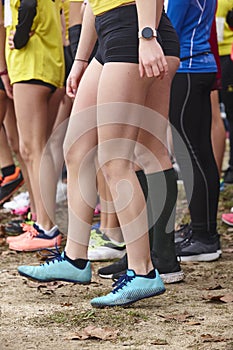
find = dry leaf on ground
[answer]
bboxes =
[66,325,119,341]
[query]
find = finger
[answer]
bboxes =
[161,56,168,75]
[150,63,160,78]
[143,63,154,78]
[139,60,144,78]
[66,78,74,97]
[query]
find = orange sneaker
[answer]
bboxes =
[6,223,35,244]
[9,224,62,252]
[0,167,24,205]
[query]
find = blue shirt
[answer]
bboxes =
[167,0,217,73]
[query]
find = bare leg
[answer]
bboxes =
[97,167,123,242]
[64,59,102,259]
[97,62,154,275]
[13,84,55,230]
[0,127,15,168]
[3,98,36,215]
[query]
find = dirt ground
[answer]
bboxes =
[0,181,233,350]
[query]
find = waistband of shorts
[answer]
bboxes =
[96,2,136,17]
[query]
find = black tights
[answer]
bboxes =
[220,55,233,167]
[169,72,219,238]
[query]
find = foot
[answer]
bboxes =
[91,269,165,308]
[88,229,126,261]
[9,223,62,251]
[18,248,91,283]
[176,234,221,262]
[222,213,233,226]
[98,253,184,284]
[0,167,24,205]
[223,166,233,184]
[174,223,192,244]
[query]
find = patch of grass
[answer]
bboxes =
[30,307,149,331]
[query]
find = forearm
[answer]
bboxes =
[13,0,37,49]
[74,2,97,61]
[69,1,83,28]
[136,0,164,30]
[0,3,6,71]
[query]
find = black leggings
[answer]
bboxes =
[220,55,233,167]
[169,72,219,237]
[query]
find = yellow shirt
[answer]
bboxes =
[89,0,133,16]
[61,0,70,40]
[6,0,64,87]
[216,0,233,56]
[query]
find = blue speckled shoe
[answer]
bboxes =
[18,248,91,284]
[91,269,165,308]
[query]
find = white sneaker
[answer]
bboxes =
[88,229,126,261]
[3,191,30,210]
[56,180,67,203]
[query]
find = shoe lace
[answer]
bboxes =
[21,223,39,237]
[38,245,64,265]
[112,273,134,294]
[175,223,192,239]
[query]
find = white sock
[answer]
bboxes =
[36,223,58,237]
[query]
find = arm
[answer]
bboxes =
[136,0,168,78]
[226,8,233,29]
[66,1,97,97]
[13,0,37,49]
[0,2,13,98]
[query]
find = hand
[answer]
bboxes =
[1,73,13,99]
[8,30,15,50]
[8,30,34,50]
[66,60,88,98]
[139,38,168,79]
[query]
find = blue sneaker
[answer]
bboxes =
[18,248,92,284]
[91,269,165,308]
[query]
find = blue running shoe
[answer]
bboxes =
[91,269,165,308]
[18,248,91,284]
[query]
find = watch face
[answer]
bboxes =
[142,27,153,39]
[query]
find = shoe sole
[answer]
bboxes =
[222,218,233,226]
[160,271,185,284]
[91,288,166,308]
[88,250,126,262]
[0,180,25,205]
[178,251,220,262]
[18,270,91,284]
[99,271,185,284]
[10,245,61,252]
[98,273,113,279]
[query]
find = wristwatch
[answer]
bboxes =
[138,27,157,40]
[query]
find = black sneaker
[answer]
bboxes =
[98,254,127,279]
[223,166,233,184]
[5,219,24,235]
[175,223,192,244]
[0,167,24,205]
[5,211,33,235]
[98,253,185,284]
[176,234,221,262]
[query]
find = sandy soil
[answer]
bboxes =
[0,183,233,350]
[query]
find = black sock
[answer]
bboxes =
[1,164,16,178]
[64,252,88,269]
[146,168,178,270]
[136,269,156,278]
[135,170,154,248]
